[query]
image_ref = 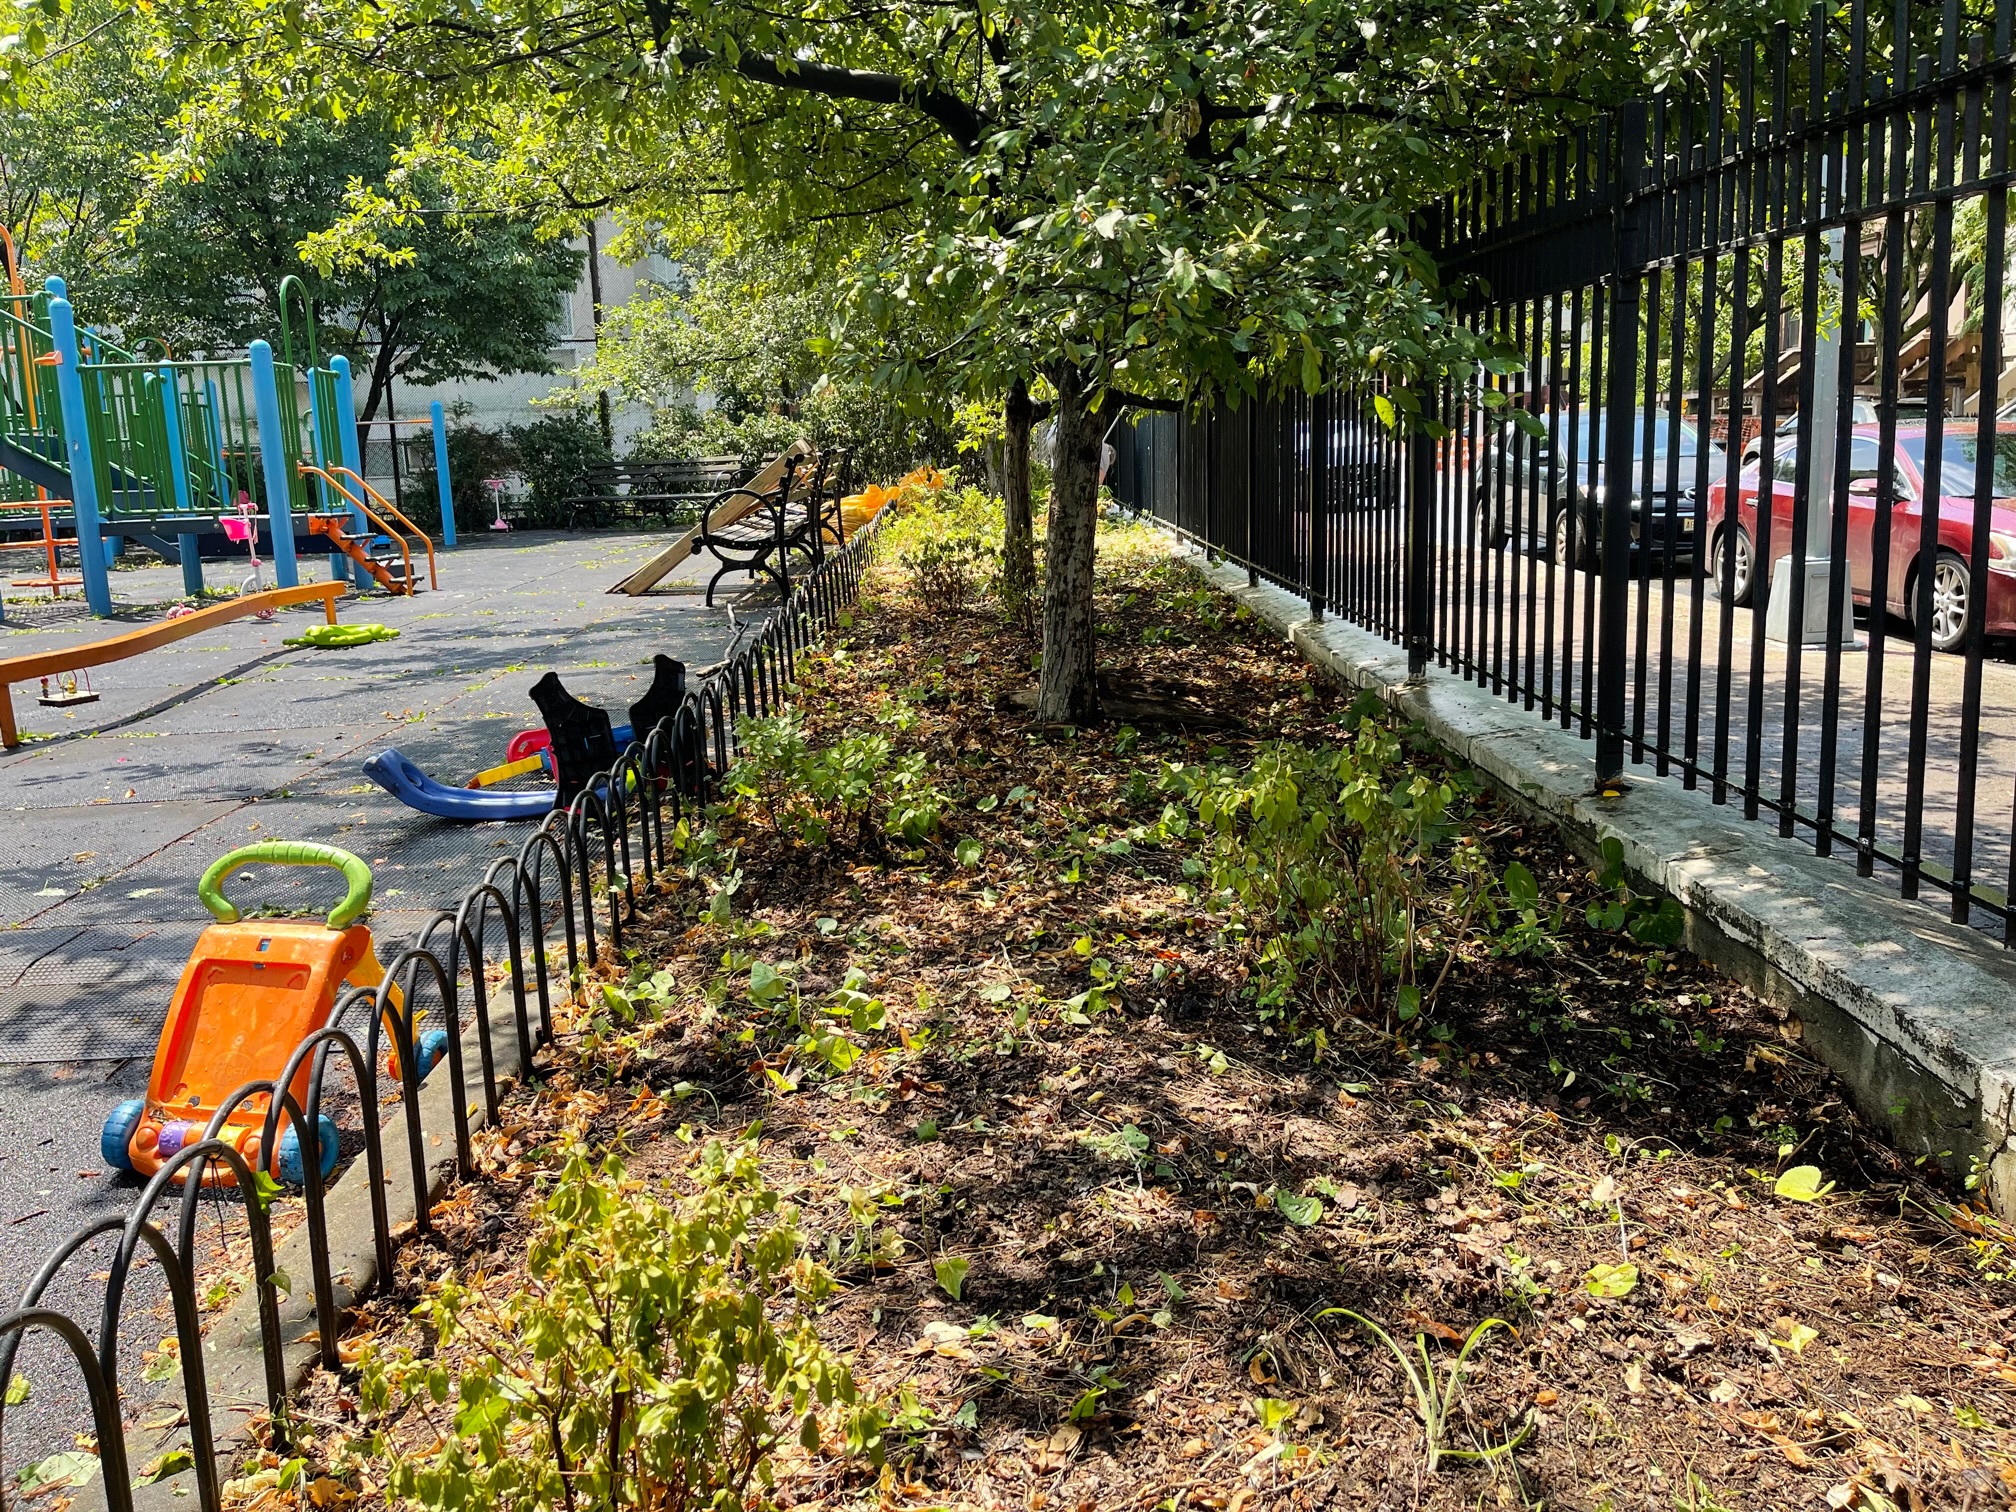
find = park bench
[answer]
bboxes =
[560,456,745,530]
[692,448,851,606]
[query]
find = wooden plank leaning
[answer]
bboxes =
[606,441,814,597]
[0,580,348,749]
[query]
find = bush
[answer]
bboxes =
[1167,715,1519,1033]
[401,418,518,537]
[886,484,1001,612]
[627,384,958,488]
[360,1141,884,1512]
[508,409,613,520]
[725,711,946,847]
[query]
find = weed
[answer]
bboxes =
[1321,1309,1530,1473]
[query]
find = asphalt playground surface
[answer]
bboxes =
[0,530,756,1460]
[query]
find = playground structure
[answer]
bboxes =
[0,268,453,618]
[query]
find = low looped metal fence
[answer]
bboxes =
[0,506,891,1512]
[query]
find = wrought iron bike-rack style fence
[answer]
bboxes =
[0,505,892,1512]
[1114,0,2016,942]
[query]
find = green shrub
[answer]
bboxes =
[360,1141,884,1512]
[509,409,613,520]
[887,485,1002,611]
[725,711,945,848]
[402,416,519,536]
[1169,717,1517,1033]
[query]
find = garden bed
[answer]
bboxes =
[292,511,2016,1512]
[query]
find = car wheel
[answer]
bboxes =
[1915,549,1971,653]
[1476,490,1510,549]
[1551,509,1587,569]
[1711,525,1755,606]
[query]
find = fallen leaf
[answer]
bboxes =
[1772,1323,1820,1355]
[1585,1262,1640,1298]
[1590,1175,1617,1207]
[1774,1166,1835,1203]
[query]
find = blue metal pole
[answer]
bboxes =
[248,339,300,589]
[330,355,370,588]
[46,294,112,616]
[430,399,457,547]
[157,365,203,597]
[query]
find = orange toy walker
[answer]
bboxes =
[101,842,448,1186]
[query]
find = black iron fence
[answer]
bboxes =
[1115,0,2016,940]
[0,508,890,1512]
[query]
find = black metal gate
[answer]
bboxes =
[1118,0,2016,939]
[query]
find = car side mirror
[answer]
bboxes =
[1846,476,1878,496]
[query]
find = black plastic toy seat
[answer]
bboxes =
[626,654,688,742]
[529,672,618,805]
[627,653,708,800]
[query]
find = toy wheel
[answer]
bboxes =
[101,1099,145,1172]
[416,1029,451,1082]
[277,1114,341,1187]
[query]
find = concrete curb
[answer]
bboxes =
[103,989,540,1511]
[1183,544,2016,1215]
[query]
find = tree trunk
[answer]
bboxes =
[1034,369,1102,723]
[1001,378,1037,628]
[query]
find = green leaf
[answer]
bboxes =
[1503,860,1539,909]
[955,838,983,867]
[934,1256,970,1301]
[3,1373,27,1406]
[1251,1396,1296,1434]
[19,1451,97,1493]
[1583,1261,1639,1298]
[1274,1190,1323,1226]
[1773,1165,1835,1203]
[979,982,1013,1003]
[268,1267,293,1297]
[135,1448,195,1486]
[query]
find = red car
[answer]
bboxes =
[1704,422,2016,651]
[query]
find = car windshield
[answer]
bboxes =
[1573,414,1724,465]
[1902,433,2016,497]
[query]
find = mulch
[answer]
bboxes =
[294,520,2016,1512]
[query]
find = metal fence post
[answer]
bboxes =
[1308,389,1328,621]
[1404,397,1435,678]
[1595,102,1648,787]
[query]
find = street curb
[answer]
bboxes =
[101,987,541,1512]
[1183,544,2016,1217]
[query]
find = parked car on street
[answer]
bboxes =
[1739,397,1880,467]
[1704,422,2016,651]
[1471,410,1724,567]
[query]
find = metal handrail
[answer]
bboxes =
[323,463,440,590]
[298,464,424,593]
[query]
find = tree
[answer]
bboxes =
[147,0,1745,719]
[102,120,582,429]
[0,5,169,292]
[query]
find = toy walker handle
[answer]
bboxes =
[198,842,374,931]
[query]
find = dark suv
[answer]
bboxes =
[1471,411,1724,568]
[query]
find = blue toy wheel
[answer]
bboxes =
[416,1028,451,1081]
[277,1114,341,1186]
[101,1099,145,1172]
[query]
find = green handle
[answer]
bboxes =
[197,842,374,931]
